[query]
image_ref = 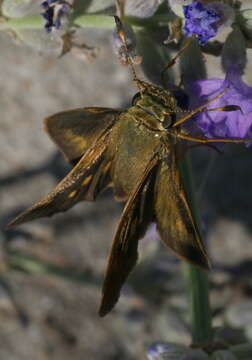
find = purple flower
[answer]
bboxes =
[188,66,252,140]
[41,0,71,32]
[183,1,221,45]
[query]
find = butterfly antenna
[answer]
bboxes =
[115,0,125,18]
[114,16,140,86]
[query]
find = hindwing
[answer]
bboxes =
[99,156,158,317]
[154,151,210,269]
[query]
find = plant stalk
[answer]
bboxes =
[181,154,212,344]
[0,14,174,31]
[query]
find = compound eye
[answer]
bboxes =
[164,113,176,129]
[131,92,141,105]
[163,113,176,129]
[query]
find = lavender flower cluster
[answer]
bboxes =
[183,1,221,45]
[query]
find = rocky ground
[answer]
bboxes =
[1,19,252,360]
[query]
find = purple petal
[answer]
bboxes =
[187,67,252,142]
[183,1,221,45]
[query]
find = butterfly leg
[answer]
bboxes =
[172,90,242,127]
[177,133,252,144]
[161,35,195,84]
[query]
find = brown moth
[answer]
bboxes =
[8,17,246,317]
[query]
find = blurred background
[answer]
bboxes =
[1,12,252,359]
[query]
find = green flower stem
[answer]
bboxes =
[0,14,115,31]
[124,14,175,28]
[0,13,174,31]
[72,15,115,29]
[181,154,212,344]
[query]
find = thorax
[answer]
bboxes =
[107,105,174,200]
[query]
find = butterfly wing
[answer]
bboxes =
[99,156,158,317]
[8,131,112,227]
[154,151,210,269]
[45,107,121,162]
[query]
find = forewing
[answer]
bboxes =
[154,153,210,269]
[99,156,158,317]
[8,132,111,227]
[84,159,112,201]
[45,107,121,162]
